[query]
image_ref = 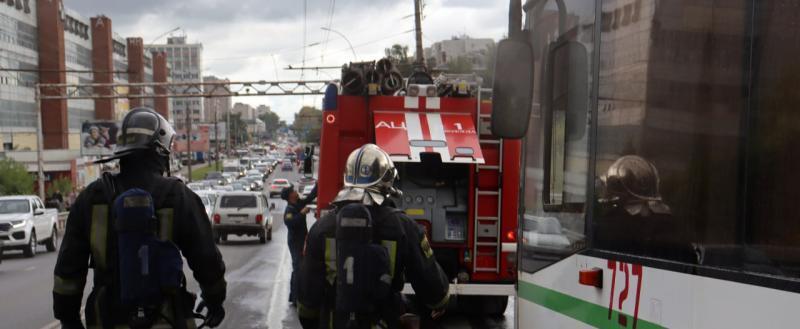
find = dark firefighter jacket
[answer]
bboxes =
[297,202,450,329]
[284,185,317,249]
[53,167,226,328]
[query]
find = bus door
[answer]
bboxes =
[509,1,597,328]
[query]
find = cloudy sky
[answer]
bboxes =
[66,0,509,123]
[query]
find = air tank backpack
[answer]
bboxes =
[335,203,393,328]
[112,188,185,328]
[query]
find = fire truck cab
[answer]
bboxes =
[316,64,521,314]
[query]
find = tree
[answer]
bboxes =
[0,158,34,195]
[225,113,250,146]
[292,106,323,143]
[447,56,474,74]
[258,111,281,139]
[47,177,72,198]
[384,44,414,77]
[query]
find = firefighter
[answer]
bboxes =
[53,108,227,329]
[297,144,450,329]
[282,182,318,305]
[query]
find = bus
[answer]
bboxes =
[493,0,800,328]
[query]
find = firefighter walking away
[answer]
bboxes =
[53,108,227,329]
[298,144,450,329]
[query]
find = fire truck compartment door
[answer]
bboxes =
[373,111,485,164]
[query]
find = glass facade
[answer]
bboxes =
[0,10,37,128]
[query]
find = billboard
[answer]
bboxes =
[173,125,210,153]
[80,121,119,156]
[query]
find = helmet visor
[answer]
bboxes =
[117,128,156,149]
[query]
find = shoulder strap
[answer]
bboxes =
[100,172,119,205]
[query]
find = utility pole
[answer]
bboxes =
[214,101,219,171]
[226,108,231,156]
[413,0,425,65]
[185,106,192,181]
[35,89,45,200]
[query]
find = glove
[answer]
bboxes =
[60,320,86,329]
[195,300,225,328]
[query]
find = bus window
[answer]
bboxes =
[592,0,800,279]
[519,0,595,274]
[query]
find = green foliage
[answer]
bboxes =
[225,113,250,147]
[258,111,282,139]
[47,177,72,197]
[447,56,474,74]
[384,44,414,77]
[0,158,34,195]
[292,106,323,143]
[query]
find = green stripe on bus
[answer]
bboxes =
[517,281,666,329]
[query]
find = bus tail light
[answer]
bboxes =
[213,214,221,224]
[579,267,603,288]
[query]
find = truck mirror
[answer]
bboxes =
[303,145,315,176]
[34,208,45,215]
[491,38,534,139]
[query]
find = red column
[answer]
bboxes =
[126,37,144,108]
[152,51,169,119]
[36,0,68,149]
[91,16,114,120]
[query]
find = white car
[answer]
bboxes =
[194,192,216,219]
[269,178,291,198]
[0,196,59,257]
[211,192,273,244]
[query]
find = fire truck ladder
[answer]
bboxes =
[473,88,503,273]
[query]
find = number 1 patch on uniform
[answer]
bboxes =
[421,236,433,258]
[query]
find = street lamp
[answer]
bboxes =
[320,27,358,61]
[148,27,181,45]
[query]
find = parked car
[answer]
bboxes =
[211,192,273,244]
[268,178,291,198]
[0,196,59,257]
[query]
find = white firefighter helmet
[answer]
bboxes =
[333,143,401,205]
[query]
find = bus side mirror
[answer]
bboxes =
[491,38,534,139]
[542,39,589,212]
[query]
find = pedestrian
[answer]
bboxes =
[53,107,227,329]
[281,182,317,306]
[297,144,450,329]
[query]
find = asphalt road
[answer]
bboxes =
[0,166,513,329]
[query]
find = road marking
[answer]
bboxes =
[265,242,291,329]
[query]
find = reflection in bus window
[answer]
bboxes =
[519,0,594,274]
[593,0,800,278]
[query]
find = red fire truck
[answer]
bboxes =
[315,67,521,314]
